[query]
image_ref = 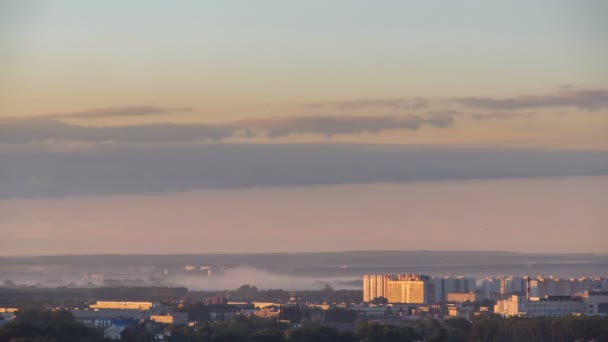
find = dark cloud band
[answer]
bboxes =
[1,144,606,198]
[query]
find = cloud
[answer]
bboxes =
[1,143,606,198]
[471,112,532,121]
[0,113,454,144]
[0,117,236,143]
[306,97,428,111]
[307,87,608,113]
[454,88,608,111]
[426,114,456,127]
[238,114,452,137]
[43,105,193,118]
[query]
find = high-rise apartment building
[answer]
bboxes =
[362,274,389,302]
[363,274,434,304]
[435,276,476,302]
[387,280,426,304]
[529,277,607,297]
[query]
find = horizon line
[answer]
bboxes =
[2,249,607,259]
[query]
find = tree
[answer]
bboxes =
[410,318,446,342]
[121,323,152,342]
[370,297,388,305]
[324,308,358,324]
[356,322,419,342]
[288,323,346,342]
[444,317,471,342]
[233,284,259,301]
[0,307,100,342]
[212,330,244,342]
[249,328,284,342]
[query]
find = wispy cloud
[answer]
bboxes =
[0,113,455,144]
[471,112,532,121]
[306,97,428,111]
[454,88,608,111]
[307,87,608,113]
[238,114,452,137]
[0,117,236,143]
[43,105,192,119]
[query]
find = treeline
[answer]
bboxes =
[192,284,362,303]
[158,315,608,342]
[469,314,608,342]
[174,304,358,325]
[0,307,101,342]
[0,284,361,307]
[0,286,189,307]
[1,309,608,342]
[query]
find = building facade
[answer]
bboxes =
[363,274,389,302]
[150,313,188,325]
[529,277,608,297]
[581,291,608,316]
[447,291,481,303]
[364,274,434,304]
[90,301,153,310]
[435,276,477,302]
[494,295,585,317]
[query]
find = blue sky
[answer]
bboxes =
[2,0,607,109]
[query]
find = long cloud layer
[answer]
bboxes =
[1,143,607,198]
[306,87,608,112]
[0,114,454,144]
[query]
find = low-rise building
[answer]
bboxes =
[254,307,280,319]
[104,325,125,340]
[103,320,132,340]
[350,304,388,318]
[581,291,608,316]
[150,312,188,325]
[494,295,584,317]
[72,308,146,325]
[447,291,481,303]
[90,301,153,310]
[95,318,133,328]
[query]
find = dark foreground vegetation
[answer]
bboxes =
[0,285,361,307]
[0,308,101,342]
[1,308,608,342]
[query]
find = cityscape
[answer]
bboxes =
[2,0,607,340]
[1,252,607,340]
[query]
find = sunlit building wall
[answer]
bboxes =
[363,274,389,302]
[386,280,431,304]
[150,313,188,325]
[89,301,153,310]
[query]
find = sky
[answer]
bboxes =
[0,1,607,255]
